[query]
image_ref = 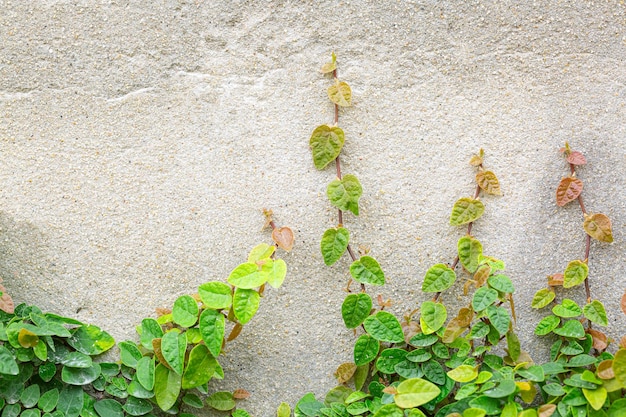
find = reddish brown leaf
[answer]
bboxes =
[227,323,243,342]
[456,307,474,328]
[547,273,564,287]
[377,295,392,308]
[587,329,608,351]
[597,359,615,379]
[583,213,613,243]
[152,338,171,370]
[155,307,172,317]
[334,362,357,384]
[0,283,14,314]
[556,177,583,207]
[401,320,420,344]
[272,227,295,252]
[233,389,250,399]
[382,386,397,395]
[621,291,626,316]
[620,336,626,349]
[567,151,587,165]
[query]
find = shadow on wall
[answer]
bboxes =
[0,211,66,314]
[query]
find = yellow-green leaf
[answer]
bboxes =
[450,198,485,226]
[328,80,352,107]
[310,125,345,170]
[583,387,607,410]
[420,301,447,335]
[612,348,626,388]
[447,365,478,382]
[583,300,608,326]
[320,52,337,74]
[563,260,588,288]
[277,402,291,417]
[476,171,502,196]
[583,213,613,243]
[457,236,483,273]
[422,264,456,293]
[394,378,440,408]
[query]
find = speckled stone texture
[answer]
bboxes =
[1,1,625,415]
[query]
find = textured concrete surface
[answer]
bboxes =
[1,1,625,415]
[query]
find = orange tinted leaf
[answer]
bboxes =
[476,171,502,196]
[622,292,626,316]
[233,389,250,399]
[597,360,615,379]
[556,177,583,206]
[473,265,490,287]
[227,323,243,342]
[382,386,397,395]
[539,404,557,417]
[152,338,171,370]
[547,273,564,287]
[156,307,172,317]
[377,295,392,308]
[621,336,626,349]
[18,328,39,348]
[334,362,357,384]
[588,329,608,351]
[0,291,14,314]
[272,226,295,251]
[567,151,587,165]
[583,213,613,243]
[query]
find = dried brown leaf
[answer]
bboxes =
[538,404,557,417]
[621,336,626,349]
[402,320,420,344]
[547,273,564,287]
[233,389,250,399]
[456,307,474,328]
[621,292,626,316]
[382,386,397,395]
[377,295,392,308]
[476,170,502,196]
[272,226,295,252]
[567,151,587,165]
[583,213,613,243]
[597,359,615,379]
[152,338,171,370]
[473,265,490,287]
[556,177,583,206]
[587,329,608,351]
[334,362,357,384]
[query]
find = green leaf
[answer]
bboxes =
[376,348,408,374]
[57,385,84,417]
[154,364,181,411]
[566,354,597,367]
[94,399,124,417]
[583,300,608,326]
[408,332,439,347]
[172,295,199,327]
[458,236,483,273]
[542,383,566,396]
[486,305,510,335]
[321,228,350,266]
[531,288,555,309]
[353,334,379,366]
[394,378,440,408]
[372,404,404,417]
[67,325,115,355]
[227,262,266,289]
[310,125,345,170]
[327,174,362,216]
[450,198,485,226]
[613,348,626,389]
[61,363,101,385]
[342,293,373,328]
[469,321,491,339]
[483,379,516,398]
[266,258,287,288]
[534,315,560,335]
[0,345,19,375]
[118,341,142,368]
[20,384,40,408]
[563,260,589,288]
[277,402,291,417]
[122,396,153,416]
[199,309,225,357]
[552,299,582,318]
[420,301,447,335]
[328,80,352,107]
[139,318,163,350]
[350,256,385,286]
[506,330,521,362]
[136,356,155,391]
[161,330,186,375]
[487,274,515,294]
[206,391,235,411]
[422,264,456,293]
[421,359,446,385]
[182,344,216,389]
[583,387,607,411]
[37,388,59,413]
[233,288,260,325]
[363,311,404,343]
[472,287,499,312]
[198,282,232,310]
[553,320,585,338]
[394,360,422,379]
[183,393,204,408]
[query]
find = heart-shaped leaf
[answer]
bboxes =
[567,150,587,165]
[422,264,456,293]
[272,227,295,251]
[450,198,485,226]
[476,171,502,196]
[583,300,608,326]
[320,227,349,266]
[327,174,362,215]
[583,213,613,243]
[320,52,337,74]
[458,236,483,273]
[328,80,352,107]
[350,256,385,286]
[394,378,440,408]
[310,125,345,170]
[342,293,373,329]
[556,177,583,207]
[420,301,447,335]
[563,260,588,288]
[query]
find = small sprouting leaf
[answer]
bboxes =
[320,227,350,266]
[353,334,380,366]
[199,309,225,357]
[547,273,564,286]
[553,320,585,338]
[320,52,337,74]
[310,125,345,170]
[172,295,199,328]
[233,389,251,399]
[394,378,441,408]
[198,282,232,310]
[530,288,556,308]
[327,174,363,216]
[328,80,352,107]
[556,177,583,207]
[233,288,260,325]
[458,236,483,273]
[583,300,608,326]
[422,264,456,293]
[486,305,510,336]
[334,362,357,384]
[342,293,373,329]
[472,287,499,312]
[363,311,404,343]
[277,402,291,417]
[567,150,587,165]
[227,262,267,289]
[469,150,484,167]
[563,260,589,288]
[419,301,447,335]
[552,299,582,318]
[450,197,485,226]
[583,213,613,243]
[272,226,295,251]
[350,256,385,286]
[247,243,275,262]
[476,171,502,196]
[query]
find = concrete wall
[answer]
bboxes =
[1,1,625,415]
